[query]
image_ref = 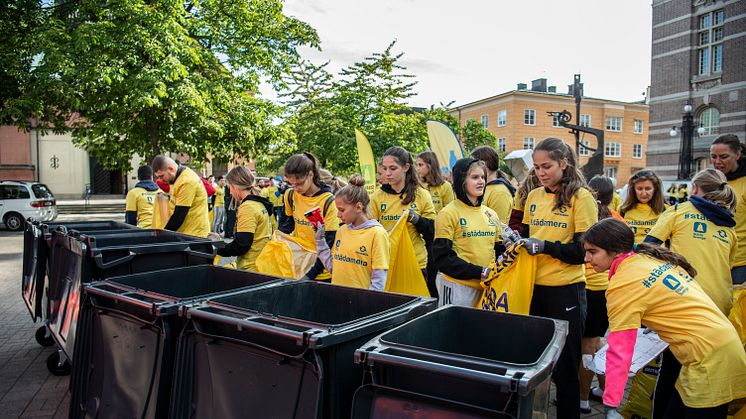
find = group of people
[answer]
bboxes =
[121,134,746,419]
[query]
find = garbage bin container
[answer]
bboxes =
[45,229,220,370]
[170,281,437,419]
[352,306,568,419]
[69,265,284,419]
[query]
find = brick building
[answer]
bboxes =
[449,80,649,185]
[648,0,746,179]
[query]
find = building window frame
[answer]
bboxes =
[481,114,489,129]
[605,141,622,158]
[604,166,618,180]
[524,109,536,126]
[699,107,720,136]
[578,140,590,157]
[580,114,591,128]
[605,116,623,132]
[698,9,724,76]
[498,138,506,152]
[633,119,643,134]
[497,110,507,127]
[633,144,643,159]
[523,137,535,150]
[552,114,561,128]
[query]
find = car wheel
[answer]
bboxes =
[4,212,23,231]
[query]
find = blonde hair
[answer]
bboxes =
[692,168,736,211]
[336,174,370,208]
[225,166,258,196]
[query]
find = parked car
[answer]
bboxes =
[0,181,57,231]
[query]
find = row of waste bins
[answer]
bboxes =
[21,219,568,419]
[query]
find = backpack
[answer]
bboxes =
[286,188,335,218]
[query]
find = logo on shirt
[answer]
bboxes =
[529,204,537,214]
[661,272,692,296]
[713,229,730,244]
[357,245,368,256]
[692,221,707,239]
[381,204,387,212]
[410,203,417,209]
[335,239,341,248]
[459,217,467,227]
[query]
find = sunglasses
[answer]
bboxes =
[631,170,655,180]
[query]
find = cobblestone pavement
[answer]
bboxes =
[0,216,609,419]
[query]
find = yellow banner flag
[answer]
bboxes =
[385,212,430,297]
[426,120,463,176]
[355,128,377,195]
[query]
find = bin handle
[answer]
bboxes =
[93,249,137,270]
[84,286,157,313]
[187,308,312,345]
[92,242,216,269]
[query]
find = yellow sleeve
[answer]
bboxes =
[434,208,455,240]
[730,231,738,268]
[441,183,455,207]
[417,189,436,220]
[521,193,533,225]
[173,180,197,207]
[488,185,514,224]
[371,227,390,270]
[369,193,380,220]
[573,189,598,233]
[125,190,138,211]
[606,278,646,331]
[647,206,676,242]
[236,203,258,233]
[322,194,340,231]
[284,190,293,216]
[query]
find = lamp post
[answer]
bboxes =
[670,103,706,180]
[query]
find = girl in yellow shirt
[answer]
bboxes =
[432,157,499,307]
[521,138,598,419]
[279,153,340,281]
[620,170,667,244]
[415,151,454,213]
[583,218,746,419]
[315,175,390,290]
[711,134,746,284]
[470,145,515,223]
[370,147,436,293]
[216,167,273,271]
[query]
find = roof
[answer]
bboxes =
[450,89,648,111]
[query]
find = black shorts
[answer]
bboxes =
[583,289,609,338]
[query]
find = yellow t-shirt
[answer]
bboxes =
[284,189,340,280]
[168,168,210,237]
[370,187,436,269]
[483,182,514,224]
[607,254,746,408]
[435,199,499,290]
[522,187,598,286]
[728,176,746,267]
[125,186,157,228]
[261,186,284,208]
[214,187,225,207]
[647,201,737,315]
[585,264,609,291]
[622,203,662,244]
[608,192,622,213]
[235,198,273,271]
[425,182,454,213]
[331,224,390,289]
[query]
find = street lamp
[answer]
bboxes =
[669,103,706,180]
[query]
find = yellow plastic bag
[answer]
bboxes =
[619,359,660,419]
[151,192,170,229]
[479,241,537,314]
[729,285,746,347]
[384,213,430,297]
[255,231,316,279]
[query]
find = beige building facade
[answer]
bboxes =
[449,84,649,186]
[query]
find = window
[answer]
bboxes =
[481,114,489,129]
[31,184,53,199]
[0,185,31,199]
[552,114,561,127]
[633,144,643,159]
[578,140,590,157]
[605,116,623,131]
[699,107,720,135]
[498,110,507,127]
[605,142,621,158]
[698,9,724,75]
[604,167,618,180]
[634,119,643,134]
[498,138,506,152]
[524,109,535,126]
[580,114,591,127]
[523,137,535,150]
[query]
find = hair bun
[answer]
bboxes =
[348,174,366,187]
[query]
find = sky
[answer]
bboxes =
[261,0,653,108]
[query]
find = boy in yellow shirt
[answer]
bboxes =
[151,155,210,237]
[125,165,159,228]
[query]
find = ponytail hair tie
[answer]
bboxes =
[719,182,727,190]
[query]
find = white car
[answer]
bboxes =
[0,181,57,231]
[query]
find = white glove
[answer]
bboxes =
[313,222,326,242]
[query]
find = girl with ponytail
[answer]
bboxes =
[370,147,436,287]
[583,218,746,419]
[314,175,390,290]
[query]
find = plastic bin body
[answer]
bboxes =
[46,229,219,361]
[21,220,135,321]
[69,266,283,419]
[353,306,568,419]
[170,281,437,419]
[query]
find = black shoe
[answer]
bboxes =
[588,386,604,403]
[580,403,592,414]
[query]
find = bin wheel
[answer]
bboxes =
[46,352,71,376]
[35,327,54,347]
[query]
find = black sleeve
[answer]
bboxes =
[304,230,337,280]
[520,223,530,238]
[494,242,505,258]
[542,232,586,265]
[125,211,137,226]
[413,216,435,248]
[164,205,190,231]
[217,232,254,257]
[432,238,483,280]
[643,236,663,246]
[278,211,294,234]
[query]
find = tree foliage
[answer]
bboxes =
[1,0,318,169]
[460,119,497,151]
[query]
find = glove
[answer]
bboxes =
[313,222,326,242]
[524,238,545,255]
[406,209,420,224]
[207,232,222,241]
[604,406,623,419]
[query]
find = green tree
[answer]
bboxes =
[1,0,318,169]
[459,119,497,152]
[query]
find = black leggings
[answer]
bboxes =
[530,282,587,419]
